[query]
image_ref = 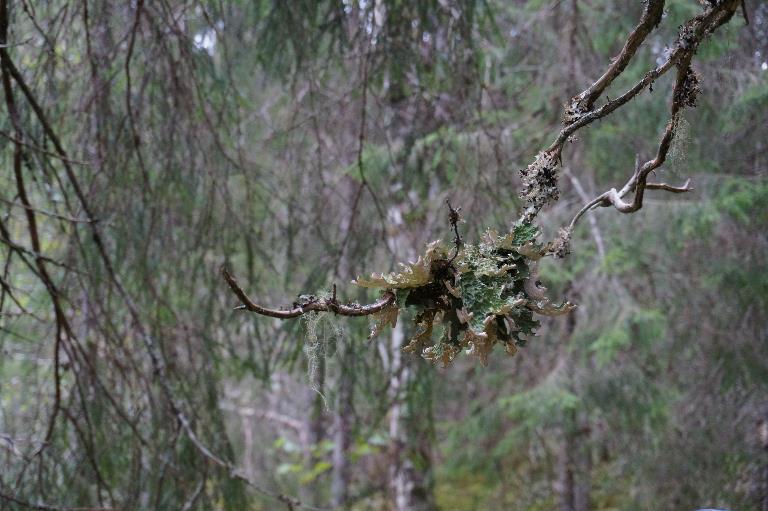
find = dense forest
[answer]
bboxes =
[1,0,766,510]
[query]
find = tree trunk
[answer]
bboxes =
[758,415,768,511]
[300,350,326,506]
[574,418,592,511]
[558,408,577,511]
[558,308,590,511]
[331,343,354,509]
[387,321,435,511]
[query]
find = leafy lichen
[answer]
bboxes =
[356,224,575,367]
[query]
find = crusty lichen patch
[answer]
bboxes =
[519,150,561,222]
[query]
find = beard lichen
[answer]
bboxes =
[302,301,343,402]
[670,115,691,173]
[354,224,575,367]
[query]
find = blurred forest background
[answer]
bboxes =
[0,0,767,510]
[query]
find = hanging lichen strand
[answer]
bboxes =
[354,223,574,367]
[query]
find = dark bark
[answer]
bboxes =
[331,343,354,509]
[300,350,326,507]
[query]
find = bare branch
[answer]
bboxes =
[568,0,665,113]
[645,179,693,193]
[222,266,395,319]
[0,130,91,165]
[0,490,113,511]
[568,131,693,231]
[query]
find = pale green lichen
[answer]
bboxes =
[670,115,691,173]
[302,302,343,404]
[356,224,575,367]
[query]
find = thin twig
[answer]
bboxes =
[0,130,91,165]
[0,195,95,223]
[222,266,395,319]
[563,168,605,260]
[0,490,112,511]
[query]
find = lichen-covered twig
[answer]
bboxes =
[567,0,665,115]
[553,0,741,233]
[222,266,395,319]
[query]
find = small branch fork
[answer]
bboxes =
[222,266,395,319]
[569,169,692,231]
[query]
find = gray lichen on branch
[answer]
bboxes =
[559,0,742,237]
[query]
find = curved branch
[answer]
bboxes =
[221,266,395,319]
[570,0,665,112]
[564,0,741,233]
[521,1,740,224]
[569,170,693,230]
[568,133,694,231]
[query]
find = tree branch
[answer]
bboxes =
[222,266,395,319]
[568,0,665,113]
[564,0,741,232]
